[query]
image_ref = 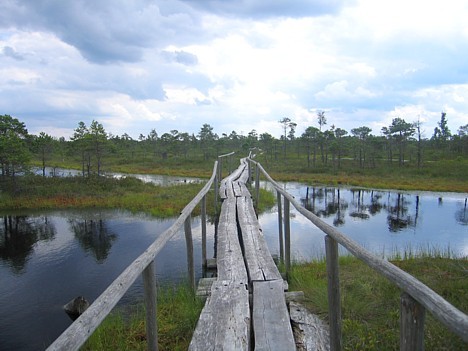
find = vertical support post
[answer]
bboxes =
[184,216,195,292]
[214,168,219,213]
[247,158,252,184]
[143,260,158,351]
[255,164,260,210]
[284,197,291,275]
[277,191,284,264]
[201,195,207,267]
[218,156,223,182]
[400,292,425,351]
[325,235,342,351]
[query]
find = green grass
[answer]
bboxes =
[0,175,206,217]
[82,284,204,351]
[258,156,468,193]
[0,174,276,218]
[288,253,468,350]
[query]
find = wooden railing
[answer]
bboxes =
[247,158,468,351]
[46,156,230,351]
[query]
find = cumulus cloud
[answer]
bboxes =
[0,0,203,63]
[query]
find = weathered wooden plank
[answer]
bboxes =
[252,280,296,351]
[221,163,245,199]
[219,180,228,199]
[232,180,244,197]
[196,277,217,299]
[237,181,252,198]
[237,196,282,282]
[237,162,250,184]
[289,301,329,351]
[217,196,248,283]
[189,280,250,351]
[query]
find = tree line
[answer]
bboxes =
[1,112,467,178]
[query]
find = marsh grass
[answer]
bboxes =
[288,252,468,350]
[0,175,205,217]
[82,284,204,351]
[259,156,468,192]
[0,174,276,217]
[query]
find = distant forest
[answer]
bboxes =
[1,112,467,177]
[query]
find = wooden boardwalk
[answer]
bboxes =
[189,159,296,351]
[46,155,467,351]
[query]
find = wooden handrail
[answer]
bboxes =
[248,158,468,346]
[47,161,219,351]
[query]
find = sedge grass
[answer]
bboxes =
[81,284,204,351]
[288,252,468,350]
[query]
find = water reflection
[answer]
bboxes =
[0,215,56,273]
[387,193,414,232]
[299,187,422,233]
[0,210,215,351]
[455,199,468,225]
[261,184,468,261]
[68,218,117,262]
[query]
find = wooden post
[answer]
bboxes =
[247,159,252,184]
[284,197,291,275]
[142,260,158,351]
[255,164,260,210]
[214,172,219,212]
[184,216,195,292]
[201,195,207,267]
[400,292,426,351]
[325,235,342,351]
[218,156,223,182]
[277,191,284,264]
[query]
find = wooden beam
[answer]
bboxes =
[252,280,296,351]
[189,281,250,351]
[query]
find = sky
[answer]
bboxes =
[1,0,467,140]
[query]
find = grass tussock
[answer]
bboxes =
[82,285,204,351]
[288,254,468,350]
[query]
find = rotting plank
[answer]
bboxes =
[289,301,330,351]
[189,280,251,351]
[252,280,296,351]
[237,196,283,282]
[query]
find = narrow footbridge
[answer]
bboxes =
[189,158,296,350]
[47,154,468,351]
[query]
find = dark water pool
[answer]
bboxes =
[0,210,215,351]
